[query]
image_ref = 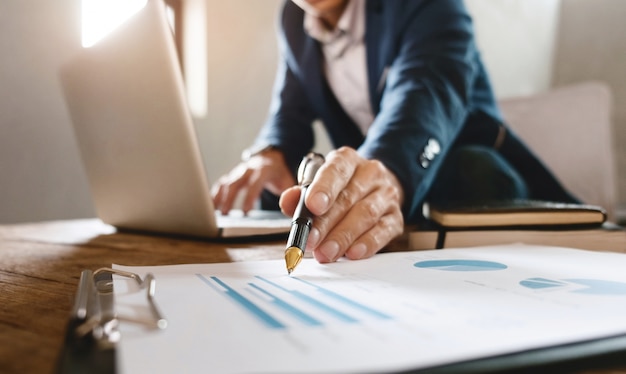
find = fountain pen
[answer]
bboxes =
[284,152,325,274]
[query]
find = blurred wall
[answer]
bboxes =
[0,0,95,223]
[465,0,561,99]
[196,0,283,186]
[552,0,626,218]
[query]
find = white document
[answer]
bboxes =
[113,244,626,373]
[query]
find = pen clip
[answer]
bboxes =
[297,152,325,187]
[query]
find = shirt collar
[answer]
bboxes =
[303,0,364,46]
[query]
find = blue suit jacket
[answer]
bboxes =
[254,0,576,221]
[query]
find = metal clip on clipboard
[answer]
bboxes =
[56,268,167,374]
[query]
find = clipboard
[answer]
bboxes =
[397,333,626,373]
[56,268,167,374]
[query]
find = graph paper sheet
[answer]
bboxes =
[113,244,626,373]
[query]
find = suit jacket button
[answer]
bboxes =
[424,138,440,158]
[419,138,440,168]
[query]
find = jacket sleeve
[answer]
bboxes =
[358,0,485,221]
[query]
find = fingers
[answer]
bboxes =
[212,164,251,214]
[313,210,403,263]
[304,148,354,216]
[242,169,268,213]
[343,203,403,260]
[212,150,295,215]
[304,147,404,263]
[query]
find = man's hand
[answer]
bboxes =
[280,147,405,263]
[212,149,295,214]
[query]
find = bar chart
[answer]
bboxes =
[196,273,393,330]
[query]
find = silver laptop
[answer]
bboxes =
[59,0,291,239]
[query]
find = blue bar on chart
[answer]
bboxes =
[196,274,286,329]
[257,276,392,321]
[196,274,393,330]
[248,282,322,327]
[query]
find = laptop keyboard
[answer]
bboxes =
[215,210,292,228]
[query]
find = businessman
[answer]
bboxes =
[212,0,577,264]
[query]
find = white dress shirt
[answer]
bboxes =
[303,0,374,135]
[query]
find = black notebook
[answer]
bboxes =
[426,200,607,229]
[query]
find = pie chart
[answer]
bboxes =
[414,259,507,272]
[520,277,626,295]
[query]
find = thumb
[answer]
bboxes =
[279,186,302,216]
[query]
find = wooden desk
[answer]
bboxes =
[0,219,624,374]
[0,219,288,374]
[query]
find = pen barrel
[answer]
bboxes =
[287,185,313,251]
[286,153,323,256]
[287,216,312,252]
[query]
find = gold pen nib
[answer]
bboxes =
[285,246,304,275]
